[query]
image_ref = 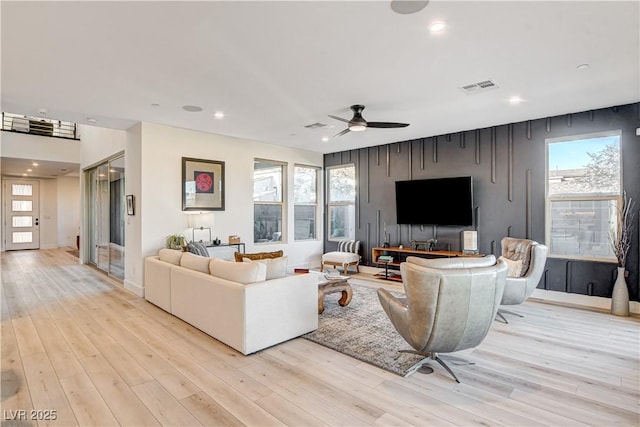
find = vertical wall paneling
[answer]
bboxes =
[446,134,451,142]
[376,210,381,247]
[589,110,594,121]
[386,145,391,177]
[507,225,512,237]
[365,148,370,204]
[508,124,514,201]
[376,146,380,166]
[474,206,479,231]
[432,136,438,163]
[490,127,496,184]
[397,143,401,154]
[612,106,619,113]
[408,141,413,180]
[396,224,401,246]
[475,130,481,165]
[526,168,532,239]
[546,118,551,132]
[566,262,572,292]
[420,139,425,170]
[526,121,532,140]
[355,150,360,230]
[491,240,496,255]
[460,132,466,149]
[567,114,572,127]
[366,222,371,264]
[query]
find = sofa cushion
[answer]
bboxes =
[501,237,534,276]
[406,255,496,269]
[499,256,524,278]
[234,250,283,262]
[158,248,183,265]
[210,258,267,284]
[186,241,209,257]
[243,255,288,280]
[180,252,211,274]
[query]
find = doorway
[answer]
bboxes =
[86,154,125,280]
[2,179,40,250]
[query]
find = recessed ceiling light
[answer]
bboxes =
[27,169,32,172]
[391,0,429,15]
[32,162,39,166]
[151,103,160,107]
[321,136,329,142]
[22,173,28,176]
[86,117,97,123]
[429,21,447,33]
[577,63,590,70]
[214,111,225,119]
[183,105,203,112]
[508,96,525,105]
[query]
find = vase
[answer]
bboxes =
[611,267,630,316]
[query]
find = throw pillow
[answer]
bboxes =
[499,256,524,278]
[234,250,283,262]
[158,248,183,265]
[242,255,288,280]
[209,258,267,284]
[186,241,209,257]
[502,238,534,276]
[180,252,211,274]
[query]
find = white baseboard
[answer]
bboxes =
[531,289,640,315]
[124,280,144,297]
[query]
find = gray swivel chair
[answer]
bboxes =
[497,237,549,323]
[377,255,507,382]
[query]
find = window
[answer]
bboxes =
[546,131,621,260]
[294,165,319,240]
[327,164,356,241]
[253,159,286,243]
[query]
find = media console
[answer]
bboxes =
[371,246,483,281]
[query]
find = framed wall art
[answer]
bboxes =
[182,157,225,211]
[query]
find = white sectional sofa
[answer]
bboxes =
[144,249,318,355]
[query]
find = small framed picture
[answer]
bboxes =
[126,194,135,215]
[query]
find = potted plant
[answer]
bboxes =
[166,234,186,251]
[609,192,636,316]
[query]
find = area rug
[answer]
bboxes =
[302,281,424,376]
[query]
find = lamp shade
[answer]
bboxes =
[187,212,214,228]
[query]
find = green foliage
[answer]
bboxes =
[166,234,186,250]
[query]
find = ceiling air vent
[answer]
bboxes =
[459,79,499,95]
[304,122,329,130]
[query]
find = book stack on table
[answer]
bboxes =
[377,255,394,263]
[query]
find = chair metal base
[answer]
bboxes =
[400,350,472,383]
[496,308,525,324]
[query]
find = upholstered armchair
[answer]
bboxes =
[497,237,549,323]
[321,240,360,274]
[377,255,507,382]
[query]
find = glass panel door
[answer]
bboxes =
[96,163,110,272]
[108,156,125,280]
[3,179,40,250]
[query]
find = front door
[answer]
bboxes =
[3,179,40,250]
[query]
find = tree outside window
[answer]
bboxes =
[254,160,285,243]
[327,164,356,241]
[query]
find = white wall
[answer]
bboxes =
[39,179,58,249]
[79,125,127,168]
[0,132,81,163]
[57,176,80,247]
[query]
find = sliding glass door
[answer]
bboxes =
[86,154,125,280]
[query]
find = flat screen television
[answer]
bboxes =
[395,176,473,226]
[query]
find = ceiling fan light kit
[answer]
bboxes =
[329,104,410,138]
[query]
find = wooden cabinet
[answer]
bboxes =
[371,246,483,281]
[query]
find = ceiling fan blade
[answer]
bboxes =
[333,128,351,138]
[328,115,351,124]
[366,121,410,128]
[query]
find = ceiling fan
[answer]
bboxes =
[328,104,410,138]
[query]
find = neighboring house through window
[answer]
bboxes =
[546,130,621,261]
[253,159,286,243]
[294,165,320,240]
[327,164,356,241]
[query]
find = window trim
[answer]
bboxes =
[326,163,356,242]
[544,130,622,262]
[293,164,320,241]
[253,158,287,244]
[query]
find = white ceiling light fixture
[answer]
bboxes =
[183,105,203,112]
[429,21,447,33]
[32,162,39,166]
[214,111,225,119]
[321,136,329,142]
[508,95,525,105]
[391,0,429,15]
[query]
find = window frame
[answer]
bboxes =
[253,159,287,244]
[326,163,356,242]
[545,130,622,262]
[293,164,320,241]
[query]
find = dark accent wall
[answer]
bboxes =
[324,103,640,301]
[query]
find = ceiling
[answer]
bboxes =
[0,157,79,179]
[2,1,639,155]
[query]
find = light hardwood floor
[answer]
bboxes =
[1,248,638,426]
